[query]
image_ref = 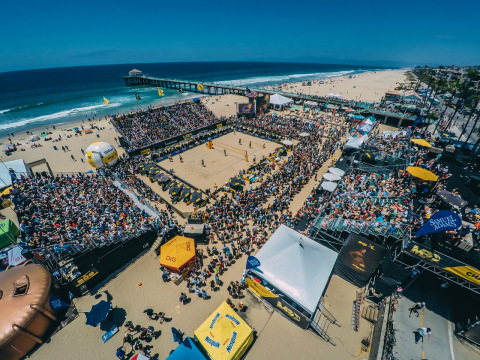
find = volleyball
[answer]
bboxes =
[85,142,119,168]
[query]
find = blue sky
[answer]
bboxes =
[1,0,480,71]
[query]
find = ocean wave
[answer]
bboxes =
[0,103,121,131]
[216,70,356,86]
[0,103,45,115]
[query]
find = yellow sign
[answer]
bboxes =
[444,266,480,286]
[141,148,151,155]
[74,269,99,287]
[409,245,441,262]
[1,200,13,209]
[197,84,204,90]
[246,278,277,298]
[276,300,301,322]
[217,123,223,128]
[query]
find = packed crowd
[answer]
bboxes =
[10,173,154,250]
[112,102,220,150]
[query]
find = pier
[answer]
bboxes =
[123,71,416,125]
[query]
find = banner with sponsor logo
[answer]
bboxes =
[246,255,261,270]
[415,210,462,236]
[246,278,310,329]
[334,233,388,288]
[405,242,480,287]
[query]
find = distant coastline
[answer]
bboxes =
[0,62,392,135]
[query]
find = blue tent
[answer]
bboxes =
[352,115,364,120]
[85,300,112,327]
[166,337,206,360]
[193,98,200,102]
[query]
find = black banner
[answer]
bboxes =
[334,233,388,287]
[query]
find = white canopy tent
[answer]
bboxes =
[345,135,369,149]
[328,167,345,177]
[250,225,338,315]
[270,94,294,109]
[320,181,338,192]
[0,159,33,189]
[323,173,341,181]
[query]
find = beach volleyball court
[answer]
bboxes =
[159,132,279,191]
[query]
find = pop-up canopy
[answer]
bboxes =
[166,337,206,360]
[194,301,254,360]
[160,236,196,271]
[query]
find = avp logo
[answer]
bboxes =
[276,301,300,322]
[166,256,176,262]
[410,245,440,262]
[467,272,480,281]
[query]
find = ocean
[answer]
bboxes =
[0,62,385,135]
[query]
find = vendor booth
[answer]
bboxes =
[194,301,254,360]
[183,218,207,244]
[160,236,196,282]
[247,225,338,329]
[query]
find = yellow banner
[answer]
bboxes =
[246,278,277,298]
[197,84,204,90]
[444,266,480,286]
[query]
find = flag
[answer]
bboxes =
[245,88,258,98]
[415,210,462,237]
[158,89,164,96]
[197,84,204,90]
[103,97,109,106]
[246,255,261,269]
[333,106,337,116]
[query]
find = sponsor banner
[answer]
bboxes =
[334,233,388,288]
[73,268,99,287]
[405,242,480,287]
[246,255,261,270]
[444,266,480,286]
[415,211,462,236]
[246,278,310,328]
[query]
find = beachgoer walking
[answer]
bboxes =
[224,149,227,156]
[239,138,242,145]
[201,159,205,167]
[414,327,431,344]
[409,302,425,317]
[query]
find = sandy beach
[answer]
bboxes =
[0,69,406,360]
[266,69,407,103]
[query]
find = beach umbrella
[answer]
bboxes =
[228,176,243,188]
[321,181,338,192]
[85,170,94,174]
[170,182,183,196]
[406,166,438,182]
[155,174,170,183]
[85,300,112,327]
[323,173,341,181]
[436,190,467,208]
[131,354,150,360]
[282,140,293,146]
[328,167,345,176]
[190,190,204,204]
[181,186,192,199]
[411,138,432,148]
[299,132,310,137]
[137,163,148,171]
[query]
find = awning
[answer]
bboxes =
[328,167,345,176]
[160,236,196,271]
[321,181,338,192]
[250,225,338,314]
[194,302,254,360]
[323,173,341,181]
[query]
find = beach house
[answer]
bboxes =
[402,90,422,104]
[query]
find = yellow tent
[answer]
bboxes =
[411,138,432,147]
[194,301,254,360]
[406,166,438,181]
[160,236,196,271]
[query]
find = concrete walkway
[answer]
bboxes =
[391,296,479,360]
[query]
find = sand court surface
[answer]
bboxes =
[159,132,280,192]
